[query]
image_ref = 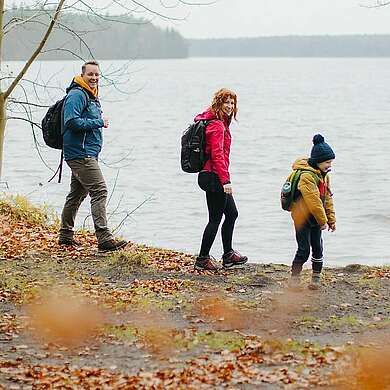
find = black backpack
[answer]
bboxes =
[181,120,211,173]
[41,98,66,150]
[41,87,89,150]
[41,87,89,182]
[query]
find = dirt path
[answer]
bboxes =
[0,246,389,389]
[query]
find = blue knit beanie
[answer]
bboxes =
[309,134,335,165]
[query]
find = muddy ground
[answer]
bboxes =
[0,242,389,389]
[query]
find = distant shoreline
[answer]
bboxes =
[188,34,390,58]
[5,33,390,60]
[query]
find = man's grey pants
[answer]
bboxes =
[59,157,113,244]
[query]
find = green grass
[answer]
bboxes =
[0,194,59,227]
[105,325,137,342]
[104,250,151,272]
[194,331,246,351]
[329,315,363,329]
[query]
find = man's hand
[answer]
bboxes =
[328,223,336,232]
[103,117,109,128]
[223,184,233,194]
[320,224,328,231]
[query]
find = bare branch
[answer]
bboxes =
[3,0,66,100]
[112,193,155,234]
[360,0,390,7]
[111,0,186,21]
[4,10,50,34]
[8,116,42,128]
[8,98,50,108]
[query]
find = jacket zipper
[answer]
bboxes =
[82,133,86,151]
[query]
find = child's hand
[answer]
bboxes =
[328,223,336,232]
[320,224,328,231]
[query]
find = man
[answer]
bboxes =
[58,60,127,252]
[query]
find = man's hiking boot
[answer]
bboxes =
[98,239,127,253]
[58,238,80,247]
[194,256,219,271]
[222,250,248,269]
[308,273,321,290]
[288,275,302,291]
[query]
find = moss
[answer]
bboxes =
[227,275,252,285]
[105,325,137,342]
[329,315,363,329]
[194,331,246,351]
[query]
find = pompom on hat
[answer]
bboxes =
[309,134,335,165]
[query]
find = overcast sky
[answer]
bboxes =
[153,0,390,39]
[13,0,390,38]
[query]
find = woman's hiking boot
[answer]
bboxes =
[194,256,219,271]
[222,250,248,269]
[308,272,321,290]
[98,239,127,253]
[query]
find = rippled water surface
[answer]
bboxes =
[4,58,390,265]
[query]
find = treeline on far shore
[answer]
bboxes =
[4,7,188,60]
[188,35,390,57]
[5,5,390,60]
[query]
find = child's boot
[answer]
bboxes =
[288,274,302,290]
[308,272,321,290]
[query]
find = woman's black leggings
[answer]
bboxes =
[199,191,238,257]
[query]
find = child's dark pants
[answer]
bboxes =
[291,222,323,276]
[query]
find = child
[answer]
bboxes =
[289,134,336,289]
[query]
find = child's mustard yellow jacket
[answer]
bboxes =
[290,158,336,228]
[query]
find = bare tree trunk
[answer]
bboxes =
[0,0,5,180]
[0,95,5,180]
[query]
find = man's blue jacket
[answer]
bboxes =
[62,80,104,161]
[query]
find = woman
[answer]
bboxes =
[194,88,248,271]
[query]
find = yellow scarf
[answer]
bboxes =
[74,75,98,97]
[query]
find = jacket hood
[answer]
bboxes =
[66,77,98,98]
[194,109,232,127]
[194,109,218,122]
[66,80,78,94]
[292,157,322,175]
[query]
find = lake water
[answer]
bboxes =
[3,58,390,266]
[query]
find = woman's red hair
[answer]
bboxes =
[210,88,238,121]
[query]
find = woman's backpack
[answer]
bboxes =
[181,120,211,173]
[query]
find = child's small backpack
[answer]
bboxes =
[281,170,319,211]
[181,120,211,173]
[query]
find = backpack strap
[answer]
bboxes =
[298,169,320,184]
[291,169,321,202]
[51,88,91,184]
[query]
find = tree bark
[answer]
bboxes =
[0,0,5,180]
[0,94,5,180]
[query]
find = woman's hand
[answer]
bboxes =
[223,184,233,194]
